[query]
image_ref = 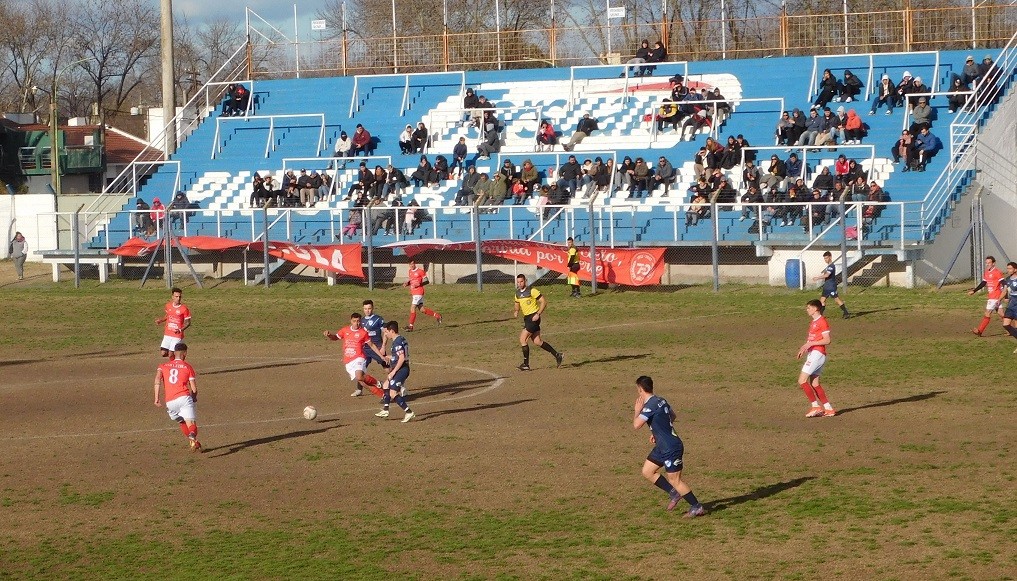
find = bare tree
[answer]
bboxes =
[0,0,72,116]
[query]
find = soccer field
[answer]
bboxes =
[0,277,1014,580]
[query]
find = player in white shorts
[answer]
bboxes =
[796,299,836,418]
[345,357,367,380]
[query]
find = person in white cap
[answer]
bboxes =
[894,71,913,109]
[869,74,895,115]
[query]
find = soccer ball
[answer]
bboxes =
[303,405,318,420]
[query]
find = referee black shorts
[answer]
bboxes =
[523,313,541,334]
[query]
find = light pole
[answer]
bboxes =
[48,58,89,198]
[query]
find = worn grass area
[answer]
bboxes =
[0,279,1015,580]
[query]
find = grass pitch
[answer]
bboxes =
[0,275,1014,580]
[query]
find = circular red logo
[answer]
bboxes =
[628,252,658,285]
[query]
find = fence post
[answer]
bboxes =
[164,210,173,288]
[73,206,81,289]
[711,199,719,292]
[472,204,483,291]
[365,205,375,290]
[263,205,270,288]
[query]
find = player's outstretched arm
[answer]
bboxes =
[323,330,338,340]
[153,370,163,406]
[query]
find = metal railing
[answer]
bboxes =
[809,51,941,102]
[210,113,326,159]
[348,71,466,117]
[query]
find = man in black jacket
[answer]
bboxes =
[562,114,599,152]
[556,155,583,198]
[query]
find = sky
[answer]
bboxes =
[169,0,328,39]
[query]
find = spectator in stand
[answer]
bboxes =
[838,70,863,102]
[562,113,599,152]
[812,165,835,194]
[959,55,982,85]
[735,134,755,165]
[168,190,192,230]
[333,131,352,168]
[703,137,724,171]
[832,106,850,143]
[846,159,866,184]
[652,156,675,195]
[473,95,494,128]
[231,84,249,115]
[498,158,517,182]
[788,108,807,147]
[511,177,528,208]
[537,119,557,151]
[906,76,930,108]
[150,197,166,229]
[719,135,741,170]
[432,155,450,184]
[616,156,635,192]
[713,177,737,207]
[411,122,429,154]
[830,180,847,206]
[641,40,666,77]
[221,84,239,116]
[382,164,408,200]
[403,200,420,234]
[692,146,709,181]
[476,115,501,159]
[947,77,971,114]
[784,153,804,190]
[807,189,827,230]
[843,109,864,144]
[686,190,710,226]
[909,97,932,135]
[471,172,491,207]
[410,156,433,188]
[656,98,682,133]
[536,186,551,219]
[869,74,896,116]
[488,172,509,206]
[343,207,363,239]
[630,157,651,199]
[742,159,760,192]
[740,185,763,222]
[297,169,315,206]
[135,198,154,236]
[345,163,374,200]
[894,71,914,109]
[814,69,839,110]
[833,154,851,185]
[250,174,266,208]
[815,107,839,146]
[760,154,787,192]
[351,124,373,156]
[891,129,915,170]
[849,175,868,201]
[710,88,732,123]
[310,171,326,204]
[595,158,615,194]
[369,165,388,200]
[557,154,583,197]
[782,186,805,227]
[398,124,414,154]
[463,87,480,125]
[913,126,942,172]
[776,111,795,147]
[623,40,652,77]
[263,175,279,206]
[455,165,480,206]
[976,55,1002,106]
[797,107,825,146]
[520,159,540,193]
[452,137,468,178]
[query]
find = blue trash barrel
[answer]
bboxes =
[785,259,805,289]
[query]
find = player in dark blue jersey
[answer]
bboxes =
[633,376,706,517]
[1000,262,1017,353]
[813,251,850,319]
[375,321,415,422]
[361,300,389,370]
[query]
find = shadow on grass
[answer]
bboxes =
[836,390,946,416]
[844,307,903,319]
[443,317,514,329]
[0,349,148,367]
[414,399,536,422]
[202,360,318,376]
[0,358,44,367]
[414,378,504,399]
[566,353,650,368]
[206,419,344,457]
[705,476,817,513]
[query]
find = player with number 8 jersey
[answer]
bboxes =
[154,342,201,452]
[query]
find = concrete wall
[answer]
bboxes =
[0,194,56,260]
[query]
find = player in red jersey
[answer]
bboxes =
[324,312,386,397]
[797,299,836,418]
[404,259,441,331]
[967,256,1005,336]
[155,287,191,357]
[153,342,201,452]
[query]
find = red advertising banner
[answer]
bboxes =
[249,241,365,279]
[109,237,162,257]
[399,240,665,286]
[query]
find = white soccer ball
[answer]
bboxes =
[303,405,318,420]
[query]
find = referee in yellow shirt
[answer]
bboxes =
[514,274,564,371]
[566,237,581,298]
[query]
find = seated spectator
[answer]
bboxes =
[556,154,583,197]
[488,172,509,206]
[814,68,839,110]
[432,155,450,183]
[499,158,517,182]
[797,108,824,146]
[908,96,932,134]
[616,156,635,192]
[168,190,192,229]
[562,113,598,152]
[476,117,501,159]
[779,186,804,227]
[736,134,754,164]
[713,177,738,207]
[548,182,570,205]
[680,108,711,141]
[894,71,914,109]
[958,54,982,85]
[509,177,525,206]
[537,186,551,220]
[692,146,709,181]
[410,156,433,188]
[333,131,353,168]
[382,164,408,200]
[594,158,614,194]
[905,76,930,108]
[297,169,317,206]
[629,157,650,198]
[231,84,249,116]
[369,198,396,236]
[830,181,847,206]
[398,125,414,154]
[807,189,827,230]
[843,108,864,144]
[846,159,866,184]
[849,175,868,201]
[720,136,741,170]
[537,120,558,151]
[351,124,374,156]
[263,175,279,206]
[913,126,942,172]
[519,159,540,193]
[221,84,238,116]
[315,172,331,202]
[641,40,666,77]
[471,94,493,128]
[740,185,763,222]
[833,154,851,185]
[249,174,266,208]
[369,166,388,200]
[656,98,682,133]
[838,70,862,102]
[742,159,760,192]
[759,154,787,192]
[784,153,804,189]
[463,87,480,125]
[685,192,710,226]
[704,137,724,170]
[776,110,795,146]
[471,172,491,206]
[452,137,468,177]
[814,107,838,146]
[345,163,374,200]
[869,74,895,116]
[343,207,363,239]
[309,170,325,205]
[947,77,970,114]
[411,122,429,154]
[623,40,652,77]
[135,198,154,236]
[710,88,732,122]
[891,130,915,169]
[652,156,675,195]
[456,166,481,206]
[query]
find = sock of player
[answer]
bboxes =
[840,304,849,315]
[812,383,831,407]
[178,422,190,437]
[381,392,391,409]
[188,422,198,439]
[653,476,676,495]
[521,345,530,365]
[362,374,378,387]
[421,307,437,318]
[394,395,410,412]
[1004,324,1017,338]
[800,382,818,405]
[977,316,991,334]
[409,311,418,327]
[683,491,701,507]
[539,342,559,357]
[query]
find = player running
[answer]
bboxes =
[155,287,191,357]
[813,251,850,319]
[361,300,389,372]
[153,342,201,452]
[633,375,707,518]
[375,321,415,422]
[967,256,1005,336]
[797,299,836,418]
[1000,262,1017,353]
[404,259,442,331]
[324,312,386,397]
[566,237,581,298]
[513,274,564,371]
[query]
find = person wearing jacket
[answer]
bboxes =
[909,97,933,135]
[843,109,864,144]
[797,108,825,146]
[914,127,942,172]
[652,156,675,195]
[813,69,839,109]
[838,70,863,102]
[562,113,599,151]
[869,74,896,115]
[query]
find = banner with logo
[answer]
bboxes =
[109,237,162,257]
[398,239,665,286]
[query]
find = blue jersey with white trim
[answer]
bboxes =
[389,335,409,368]
[639,395,683,454]
[1004,276,1017,301]
[361,314,385,346]
[822,263,837,292]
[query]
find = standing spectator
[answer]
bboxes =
[411,122,429,154]
[451,137,468,178]
[9,231,27,280]
[869,74,896,115]
[351,124,373,156]
[135,198,154,236]
[562,113,598,152]
[838,70,862,102]
[403,200,420,235]
[398,124,414,154]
